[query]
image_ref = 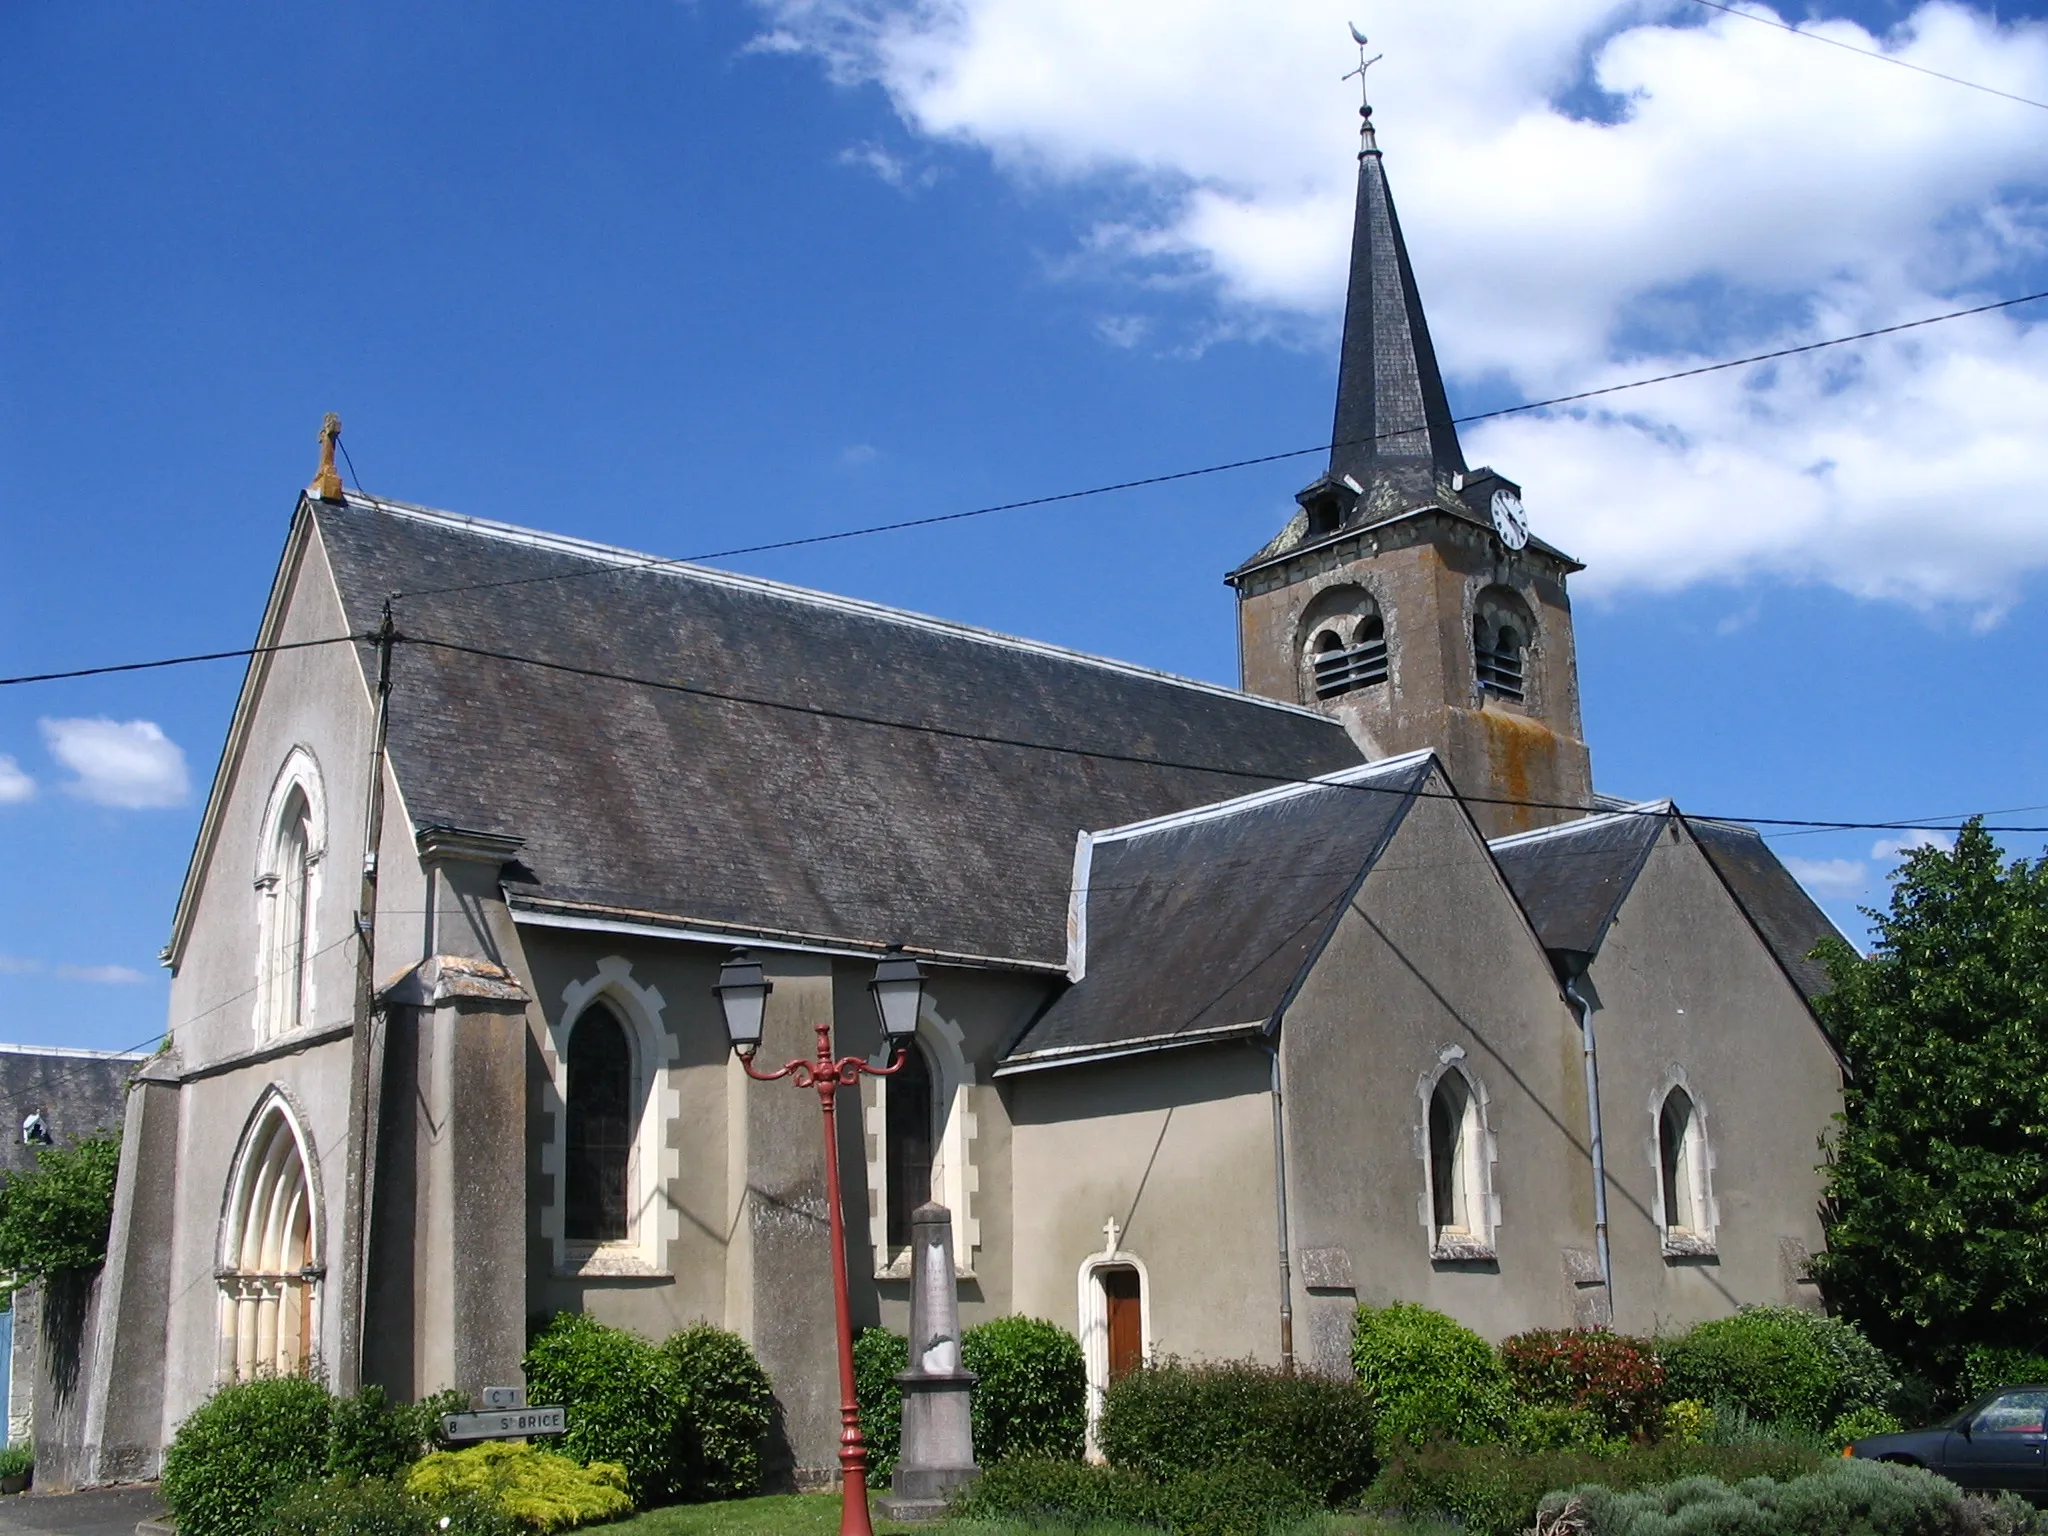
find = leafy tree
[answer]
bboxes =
[1811,821,2048,1383]
[0,1134,121,1297]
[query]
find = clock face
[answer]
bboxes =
[1490,488,1529,551]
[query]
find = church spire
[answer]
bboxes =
[1325,61,1465,515]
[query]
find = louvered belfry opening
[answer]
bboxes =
[1312,613,1389,699]
[1474,617,1525,701]
[566,1004,634,1242]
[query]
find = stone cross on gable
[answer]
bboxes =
[1102,1216,1122,1255]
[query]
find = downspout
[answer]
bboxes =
[1263,1039,1295,1373]
[1563,961,1613,1315]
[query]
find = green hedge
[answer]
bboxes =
[1660,1306,1897,1432]
[659,1324,776,1501]
[1097,1358,1375,1507]
[524,1313,687,1505]
[1961,1345,2048,1403]
[1353,1301,1513,1448]
[161,1377,334,1536]
[853,1326,909,1481]
[1367,1439,1828,1536]
[950,1455,1318,1536]
[270,1476,519,1536]
[962,1316,1087,1464]
[1536,1458,2048,1536]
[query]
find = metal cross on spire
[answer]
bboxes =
[1343,22,1383,151]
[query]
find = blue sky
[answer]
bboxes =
[3,0,2046,1050]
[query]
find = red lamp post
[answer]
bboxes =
[714,946,928,1536]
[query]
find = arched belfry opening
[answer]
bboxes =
[219,1096,320,1380]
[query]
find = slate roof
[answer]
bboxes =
[0,1045,142,1177]
[314,496,1364,970]
[1492,807,1843,1002]
[1490,807,1666,961]
[1000,754,1435,1070]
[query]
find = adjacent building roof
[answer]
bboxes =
[999,754,1436,1071]
[1492,806,1844,1003]
[315,496,1365,971]
[0,1044,143,1176]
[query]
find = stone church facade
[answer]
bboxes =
[62,110,1843,1485]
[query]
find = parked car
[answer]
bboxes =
[1848,1385,2048,1500]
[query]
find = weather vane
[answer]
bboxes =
[1343,22,1383,118]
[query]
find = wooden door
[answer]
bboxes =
[1102,1266,1142,1383]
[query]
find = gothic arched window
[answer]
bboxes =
[1658,1085,1713,1250]
[1423,1061,1494,1259]
[1473,587,1534,703]
[566,1004,634,1242]
[219,1099,318,1381]
[257,772,321,1041]
[886,1042,936,1251]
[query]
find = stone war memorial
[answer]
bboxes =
[49,81,1844,1491]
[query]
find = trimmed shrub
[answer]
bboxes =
[852,1326,909,1482]
[1828,1405,1904,1448]
[161,1376,334,1536]
[270,1476,519,1536]
[1536,1458,2048,1536]
[522,1313,685,1505]
[1507,1404,1617,1453]
[1501,1328,1665,1440]
[950,1455,1317,1536]
[1961,1345,2048,1402]
[326,1385,467,1481]
[1660,1306,1896,1432]
[659,1324,775,1501]
[1661,1399,1713,1447]
[1353,1302,1513,1447]
[961,1316,1087,1464]
[407,1443,633,1532]
[1366,1438,1827,1536]
[1098,1358,1376,1506]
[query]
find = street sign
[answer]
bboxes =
[482,1386,526,1409]
[441,1407,566,1441]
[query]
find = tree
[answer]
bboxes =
[0,1134,121,1298]
[1811,821,2048,1384]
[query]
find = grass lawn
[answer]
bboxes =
[604,1495,1459,1536]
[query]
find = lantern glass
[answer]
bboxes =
[713,950,772,1053]
[869,947,926,1042]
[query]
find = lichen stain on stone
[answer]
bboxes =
[1478,706,1558,834]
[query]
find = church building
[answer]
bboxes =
[62,104,1844,1486]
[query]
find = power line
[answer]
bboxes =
[388,286,2048,602]
[1685,0,2048,113]
[395,631,2048,835]
[0,634,369,689]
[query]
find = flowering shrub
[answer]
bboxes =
[1500,1328,1666,1440]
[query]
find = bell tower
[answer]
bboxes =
[1226,93,1592,838]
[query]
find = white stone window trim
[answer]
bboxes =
[1650,1068,1719,1258]
[252,747,328,1043]
[864,996,978,1278]
[216,1086,323,1382]
[541,956,681,1278]
[1076,1226,1151,1460]
[1415,1045,1500,1262]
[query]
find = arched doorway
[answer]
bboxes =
[219,1098,319,1380]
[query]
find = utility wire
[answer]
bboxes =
[1685,0,2048,113]
[390,286,2048,602]
[395,631,2048,834]
[11,285,2048,684]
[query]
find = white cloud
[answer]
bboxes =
[39,717,191,809]
[752,0,2048,610]
[1872,828,1957,858]
[0,756,33,804]
[840,442,881,467]
[0,955,37,976]
[1782,855,1869,898]
[52,964,147,986]
[837,140,939,189]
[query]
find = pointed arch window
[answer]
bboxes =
[565,1004,634,1243]
[219,1100,320,1381]
[256,752,326,1043]
[1422,1059,1495,1260]
[886,1041,936,1251]
[1658,1085,1716,1255]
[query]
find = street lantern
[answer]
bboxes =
[712,949,772,1055]
[714,945,924,1536]
[868,946,926,1043]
